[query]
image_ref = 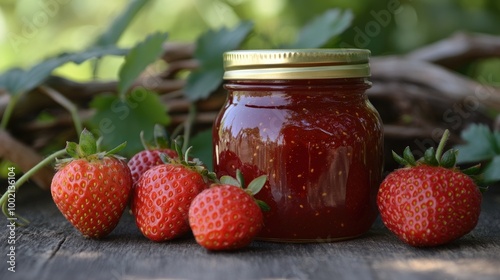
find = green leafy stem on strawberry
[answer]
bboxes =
[160,137,218,184]
[219,169,270,212]
[0,128,128,226]
[378,129,484,247]
[188,170,270,250]
[51,129,132,238]
[392,129,486,191]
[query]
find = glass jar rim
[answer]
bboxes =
[223,49,370,80]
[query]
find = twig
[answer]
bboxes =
[162,42,195,63]
[370,57,500,109]
[407,32,500,68]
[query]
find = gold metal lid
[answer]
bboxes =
[223,49,370,80]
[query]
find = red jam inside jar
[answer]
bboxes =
[213,49,383,242]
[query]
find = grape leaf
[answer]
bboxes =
[456,124,500,163]
[185,21,254,101]
[89,88,170,157]
[93,0,150,47]
[118,32,169,98]
[0,46,128,95]
[287,9,353,49]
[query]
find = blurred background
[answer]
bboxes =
[1,0,500,82]
[1,0,500,186]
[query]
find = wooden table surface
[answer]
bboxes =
[1,186,499,280]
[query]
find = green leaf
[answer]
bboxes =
[287,9,353,48]
[220,175,240,187]
[246,175,267,196]
[492,130,500,154]
[461,164,482,176]
[118,32,169,98]
[0,69,25,95]
[0,46,128,95]
[89,88,170,157]
[173,138,185,162]
[236,169,246,189]
[440,149,457,168]
[456,124,499,163]
[403,147,416,166]
[188,129,213,171]
[423,147,439,166]
[105,141,127,156]
[392,150,408,166]
[255,199,271,212]
[482,155,500,183]
[63,46,129,64]
[78,128,98,156]
[65,141,79,158]
[185,70,224,101]
[93,0,150,47]
[185,21,254,101]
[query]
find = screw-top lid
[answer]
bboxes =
[223,49,370,80]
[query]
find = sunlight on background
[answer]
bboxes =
[0,0,499,83]
[374,258,500,278]
[193,0,241,29]
[251,0,285,18]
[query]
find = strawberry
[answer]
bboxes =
[377,130,483,247]
[128,149,177,184]
[50,129,132,239]
[128,125,177,185]
[189,171,269,251]
[132,145,212,242]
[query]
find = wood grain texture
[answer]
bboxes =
[1,187,499,280]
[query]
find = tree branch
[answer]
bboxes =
[407,32,500,68]
[370,57,500,109]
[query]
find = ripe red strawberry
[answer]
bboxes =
[132,146,212,242]
[128,125,177,185]
[377,130,483,247]
[128,149,177,185]
[51,129,132,239]
[189,171,269,250]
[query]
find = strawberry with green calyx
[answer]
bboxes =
[377,129,483,247]
[127,124,178,185]
[189,170,269,251]
[51,129,132,239]
[132,140,214,242]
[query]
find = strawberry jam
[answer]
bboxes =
[213,49,383,242]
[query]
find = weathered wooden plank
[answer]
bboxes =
[1,186,499,280]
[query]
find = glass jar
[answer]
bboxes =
[213,49,383,242]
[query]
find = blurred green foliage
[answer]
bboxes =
[1,0,500,83]
[0,0,499,178]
